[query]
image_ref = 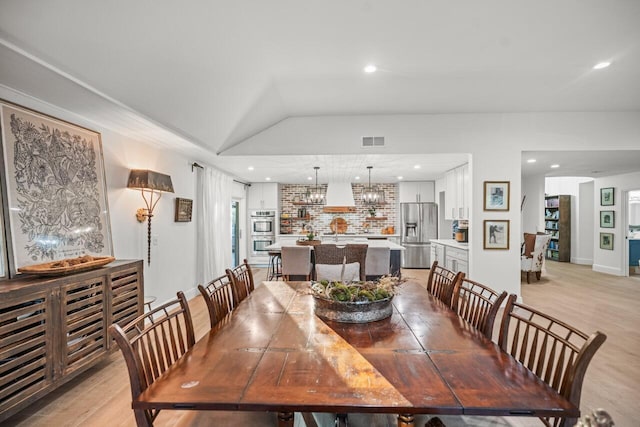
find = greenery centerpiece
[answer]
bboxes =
[310,275,403,323]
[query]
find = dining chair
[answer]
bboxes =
[226,258,255,304]
[281,245,313,281]
[521,233,552,284]
[314,243,368,281]
[498,294,607,427]
[364,246,391,280]
[198,273,236,329]
[451,277,507,340]
[109,291,196,427]
[426,261,464,307]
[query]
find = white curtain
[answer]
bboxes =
[196,166,233,285]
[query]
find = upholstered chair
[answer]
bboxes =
[521,233,552,284]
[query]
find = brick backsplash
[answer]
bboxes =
[279,184,398,235]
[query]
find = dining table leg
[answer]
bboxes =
[277,411,294,427]
[398,413,415,427]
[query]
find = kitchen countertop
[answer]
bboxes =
[278,233,400,239]
[266,239,404,251]
[430,239,469,251]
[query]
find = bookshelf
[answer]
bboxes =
[544,195,571,262]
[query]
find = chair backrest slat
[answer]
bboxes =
[426,261,464,307]
[498,294,606,427]
[198,274,235,328]
[451,277,506,339]
[109,291,195,426]
[227,259,255,304]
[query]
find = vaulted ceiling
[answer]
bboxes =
[1,1,639,182]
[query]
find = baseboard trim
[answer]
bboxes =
[571,257,593,265]
[592,264,625,276]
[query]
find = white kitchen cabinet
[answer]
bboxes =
[444,164,469,220]
[398,181,435,203]
[444,169,457,220]
[248,183,278,210]
[455,164,469,219]
[430,242,445,265]
[445,245,468,275]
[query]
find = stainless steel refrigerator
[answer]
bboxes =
[400,202,438,268]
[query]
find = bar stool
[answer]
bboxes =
[267,251,282,281]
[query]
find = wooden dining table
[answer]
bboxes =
[134,280,578,426]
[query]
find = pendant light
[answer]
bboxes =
[362,166,384,204]
[305,166,325,204]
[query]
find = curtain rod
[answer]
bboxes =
[191,162,250,186]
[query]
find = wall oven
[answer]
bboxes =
[250,235,276,257]
[249,210,276,261]
[250,210,276,235]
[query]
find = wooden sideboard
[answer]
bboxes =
[0,259,144,422]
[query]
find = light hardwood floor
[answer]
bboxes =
[3,262,638,427]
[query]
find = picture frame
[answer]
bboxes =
[484,181,510,211]
[0,100,113,272]
[175,197,193,222]
[600,187,614,206]
[600,232,614,250]
[599,211,614,228]
[483,220,510,250]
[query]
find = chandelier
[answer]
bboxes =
[305,166,325,204]
[362,166,384,204]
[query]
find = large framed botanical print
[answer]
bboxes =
[0,100,113,273]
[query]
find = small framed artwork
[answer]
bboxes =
[175,198,193,222]
[600,211,615,228]
[600,232,614,250]
[483,220,510,250]
[600,187,614,206]
[484,181,510,211]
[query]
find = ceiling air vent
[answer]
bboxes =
[362,136,385,148]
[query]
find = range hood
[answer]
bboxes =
[323,182,356,213]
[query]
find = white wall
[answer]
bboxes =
[0,87,201,305]
[229,113,640,297]
[593,171,640,275]
[470,150,522,298]
[3,81,640,298]
[576,181,595,265]
[545,177,593,197]
[545,177,593,263]
[521,174,545,234]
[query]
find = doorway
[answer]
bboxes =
[627,190,640,276]
[231,200,240,268]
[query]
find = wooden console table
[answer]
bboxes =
[0,259,144,422]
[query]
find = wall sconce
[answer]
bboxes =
[127,169,174,264]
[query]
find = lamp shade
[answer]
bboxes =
[127,169,174,193]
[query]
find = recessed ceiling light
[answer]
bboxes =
[307,176,313,180]
[398,176,404,180]
[265,177,271,181]
[354,176,360,180]
[593,61,611,70]
[364,64,377,73]
[527,159,537,163]
[550,164,560,168]
[414,165,421,169]
[247,166,254,171]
